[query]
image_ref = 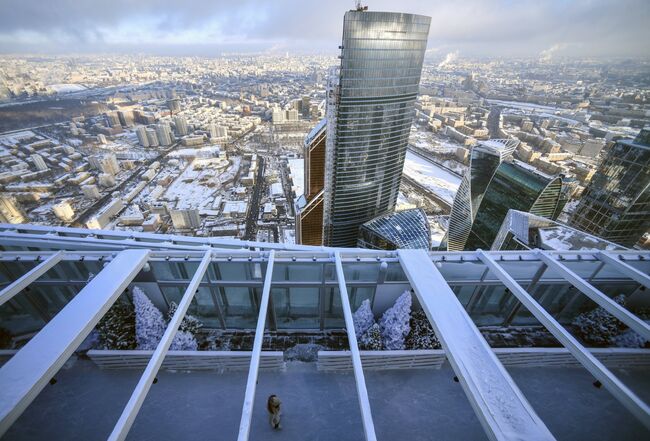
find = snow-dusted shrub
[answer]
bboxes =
[133,287,166,350]
[614,329,648,348]
[405,309,441,350]
[170,330,198,351]
[572,294,627,346]
[379,291,412,350]
[167,301,203,334]
[96,299,136,350]
[359,323,384,350]
[352,299,375,339]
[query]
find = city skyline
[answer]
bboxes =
[0,4,649,441]
[0,0,649,59]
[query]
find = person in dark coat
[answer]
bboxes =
[267,394,282,429]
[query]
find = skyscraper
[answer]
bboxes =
[30,154,48,172]
[296,9,431,247]
[569,129,650,247]
[136,126,149,147]
[357,208,431,250]
[174,116,189,136]
[445,139,564,251]
[155,124,173,146]
[0,194,27,224]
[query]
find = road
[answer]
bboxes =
[243,156,266,240]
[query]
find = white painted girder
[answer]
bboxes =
[477,250,650,430]
[399,249,555,441]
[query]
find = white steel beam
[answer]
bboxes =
[237,250,276,441]
[477,250,650,430]
[596,252,650,290]
[0,251,64,307]
[399,249,555,441]
[108,250,213,441]
[334,251,377,441]
[538,251,650,341]
[0,249,149,437]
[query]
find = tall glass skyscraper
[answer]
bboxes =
[296,9,431,247]
[445,139,564,251]
[569,129,650,247]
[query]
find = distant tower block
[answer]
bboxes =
[174,116,189,136]
[31,154,49,171]
[136,126,149,147]
[146,129,159,147]
[0,194,27,224]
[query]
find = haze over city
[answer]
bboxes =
[1,0,649,58]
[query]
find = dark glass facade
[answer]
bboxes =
[464,161,563,251]
[569,130,650,247]
[322,11,431,247]
[446,139,519,251]
[357,208,431,250]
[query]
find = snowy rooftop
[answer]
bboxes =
[287,158,305,199]
[539,226,622,251]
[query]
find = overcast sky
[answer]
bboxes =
[0,0,648,59]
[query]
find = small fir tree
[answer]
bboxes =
[96,299,137,350]
[359,323,384,350]
[352,299,375,339]
[167,301,203,334]
[133,287,166,350]
[405,309,441,350]
[572,294,627,346]
[379,291,412,350]
[614,329,648,348]
[170,330,199,351]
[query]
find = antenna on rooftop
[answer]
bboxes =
[355,1,368,11]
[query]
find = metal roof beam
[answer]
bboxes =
[0,251,64,307]
[334,251,378,441]
[399,249,554,441]
[596,252,650,290]
[237,250,276,441]
[538,251,650,340]
[108,250,213,441]
[0,249,150,437]
[477,250,650,430]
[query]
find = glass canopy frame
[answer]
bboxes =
[0,224,649,440]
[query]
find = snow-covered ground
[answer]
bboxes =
[6,359,650,441]
[288,158,304,198]
[163,159,224,209]
[47,84,87,94]
[428,215,448,248]
[403,151,461,205]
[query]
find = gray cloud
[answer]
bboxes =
[0,0,648,58]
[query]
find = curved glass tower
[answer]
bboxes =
[445,138,563,251]
[322,10,431,247]
[446,139,519,251]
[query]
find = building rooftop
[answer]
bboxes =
[0,223,649,440]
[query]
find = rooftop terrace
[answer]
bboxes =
[0,223,649,440]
